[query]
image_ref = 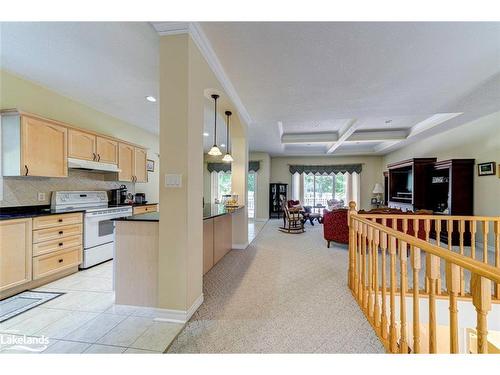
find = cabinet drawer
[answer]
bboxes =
[33,234,82,256]
[33,224,82,243]
[33,246,82,280]
[133,205,158,215]
[33,213,82,230]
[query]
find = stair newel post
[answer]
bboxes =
[380,221,388,341]
[399,239,408,353]
[471,274,492,354]
[446,262,460,353]
[411,245,421,354]
[389,233,398,353]
[348,201,357,290]
[426,253,440,353]
[373,228,381,333]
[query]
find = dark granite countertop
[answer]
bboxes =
[113,204,244,222]
[0,205,85,221]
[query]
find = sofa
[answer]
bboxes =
[323,207,430,248]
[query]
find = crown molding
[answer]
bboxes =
[152,22,252,127]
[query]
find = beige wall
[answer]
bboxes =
[270,155,384,210]
[249,152,271,220]
[0,69,160,203]
[383,111,500,217]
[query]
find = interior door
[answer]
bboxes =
[68,129,96,161]
[96,136,118,164]
[134,147,147,183]
[21,116,68,177]
[118,143,134,182]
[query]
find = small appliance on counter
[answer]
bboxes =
[109,185,128,205]
[134,193,146,204]
[223,193,239,207]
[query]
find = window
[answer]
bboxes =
[247,171,256,218]
[303,174,347,206]
[217,172,232,202]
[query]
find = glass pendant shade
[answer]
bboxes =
[208,145,222,156]
[222,153,233,162]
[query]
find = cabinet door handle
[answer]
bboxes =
[58,231,63,235]
[59,242,63,246]
[97,154,101,162]
[93,153,96,161]
[58,259,63,263]
[25,165,29,176]
[58,219,63,222]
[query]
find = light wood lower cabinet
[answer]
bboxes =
[132,204,158,215]
[203,214,232,275]
[33,246,82,280]
[0,218,32,292]
[32,223,82,243]
[33,212,82,230]
[33,234,82,257]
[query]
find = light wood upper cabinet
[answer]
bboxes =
[21,116,68,177]
[134,147,148,183]
[0,218,33,292]
[118,143,134,182]
[96,136,118,164]
[68,129,96,161]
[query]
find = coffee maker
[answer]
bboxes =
[109,185,127,205]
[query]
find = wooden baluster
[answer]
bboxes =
[471,274,492,354]
[411,245,421,353]
[435,219,441,247]
[424,219,431,293]
[357,222,363,303]
[446,262,460,353]
[367,226,374,319]
[361,223,368,311]
[482,220,489,264]
[380,222,389,341]
[373,228,381,333]
[426,254,440,353]
[348,218,356,291]
[495,221,500,299]
[447,219,453,252]
[471,220,477,260]
[399,239,408,353]
[459,220,466,296]
[434,219,442,295]
[389,234,398,353]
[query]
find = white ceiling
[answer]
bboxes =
[1,22,499,156]
[200,22,500,155]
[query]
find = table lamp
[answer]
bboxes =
[372,183,384,205]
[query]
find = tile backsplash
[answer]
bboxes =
[0,169,134,207]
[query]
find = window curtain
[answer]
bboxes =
[210,171,219,204]
[290,171,361,208]
[207,161,260,173]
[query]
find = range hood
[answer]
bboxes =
[68,158,121,173]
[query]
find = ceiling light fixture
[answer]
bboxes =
[222,111,234,163]
[145,96,157,102]
[203,132,210,137]
[208,94,222,156]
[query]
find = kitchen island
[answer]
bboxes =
[112,204,243,307]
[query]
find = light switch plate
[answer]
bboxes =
[37,192,46,201]
[165,174,182,188]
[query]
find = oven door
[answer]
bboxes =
[84,215,116,249]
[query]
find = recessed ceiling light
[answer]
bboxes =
[221,144,226,147]
[203,132,210,137]
[145,96,157,102]
[385,120,392,124]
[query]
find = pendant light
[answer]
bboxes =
[222,111,234,162]
[208,94,222,156]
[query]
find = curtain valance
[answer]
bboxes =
[289,164,362,175]
[207,161,260,173]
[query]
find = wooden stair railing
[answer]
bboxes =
[347,202,500,354]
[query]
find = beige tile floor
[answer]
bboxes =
[248,219,266,243]
[0,261,183,354]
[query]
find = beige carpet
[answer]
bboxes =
[167,219,384,353]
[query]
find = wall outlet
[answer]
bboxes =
[37,192,46,201]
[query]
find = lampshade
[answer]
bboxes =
[208,145,222,156]
[222,153,233,162]
[372,183,384,194]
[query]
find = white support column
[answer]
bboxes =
[231,134,249,249]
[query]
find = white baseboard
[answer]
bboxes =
[232,242,249,250]
[150,293,204,324]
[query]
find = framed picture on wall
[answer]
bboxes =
[477,162,495,176]
[146,159,155,172]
